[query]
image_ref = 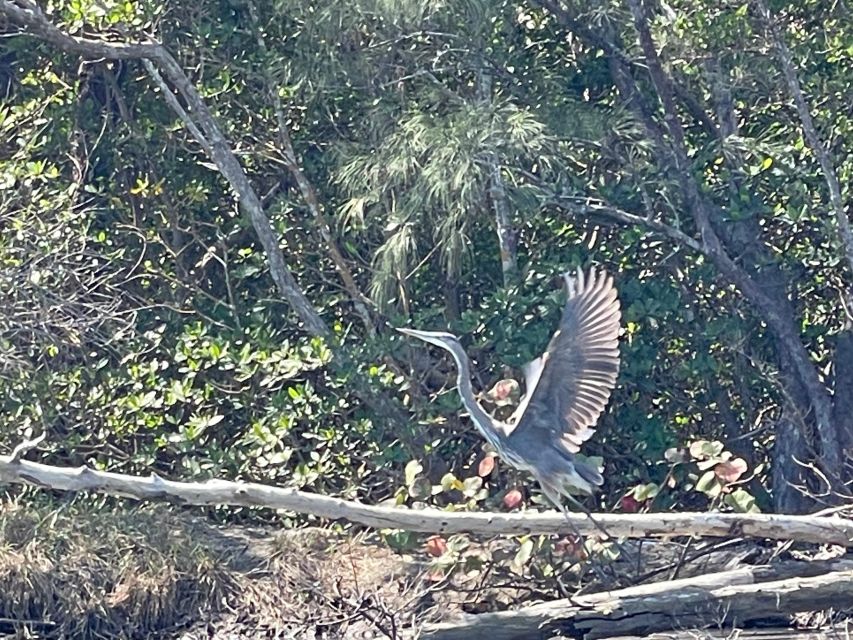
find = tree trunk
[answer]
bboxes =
[624,0,842,489]
[443,279,461,324]
[771,415,813,513]
[476,64,518,285]
[704,58,817,511]
[832,329,853,454]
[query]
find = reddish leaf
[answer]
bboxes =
[555,535,586,559]
[425,569,446,582]
[494,380,513,400]
[503,488,523,510]
[485,379,519,406]
[424,535,448,557]
[478,455,496,477]
[714,458,748,484]
[620,494,641,512]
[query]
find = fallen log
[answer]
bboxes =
[595,628,849,640]
[421,560,853,640]
[2,447,853,546]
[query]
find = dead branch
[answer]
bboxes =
[476,66,518,285]
[1,451,852,546]
[421,561,853,639]
[8,433,46,463]
[551,194,704,253]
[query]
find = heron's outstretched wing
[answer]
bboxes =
[507,268,621,454]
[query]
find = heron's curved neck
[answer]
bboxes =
[444,343,505,445]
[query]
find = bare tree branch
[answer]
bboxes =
[3,448,853,545]
[142,60,214,157]
[245,0,377,334]
[552,195,704,253]
[477,66,518,285]
[9,432,45,463]
[422,563,853,640]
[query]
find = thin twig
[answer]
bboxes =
[9,432,45,463]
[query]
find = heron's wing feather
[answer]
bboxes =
[507,267,621,452]
[507,356,546,425]
[522,356,545,389]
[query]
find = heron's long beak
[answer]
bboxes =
[396,327,431,341]
[396,327,446,348]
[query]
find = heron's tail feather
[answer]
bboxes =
[574,457,604,488]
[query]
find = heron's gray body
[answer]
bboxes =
[399,268,621,512]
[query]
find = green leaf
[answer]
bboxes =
[695,470,719,495]
[510,538,534,574]
[689,440,724,460]
[724,488,760,513]
[405,459,423,487]
[632,482,660,501]
[409,476,432,499]
[440,472,458,492]
[462,476,483,498]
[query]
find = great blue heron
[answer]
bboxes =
[398,267,621,516]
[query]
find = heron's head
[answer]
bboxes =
[396,328,461,353]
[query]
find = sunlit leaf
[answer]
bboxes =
[405,460,423,487]
[425,535,448,557]
[510,538,534,574]
[714,458,748,484]
[477,455,496,477]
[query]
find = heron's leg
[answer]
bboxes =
[538,479,613,542]
[540,484,620,585]
[561,492,636,566]
[562,493,615,541]
[540,483,586,539]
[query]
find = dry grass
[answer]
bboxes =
[0,496,845,639]
[240,527,431,638]
[0,497,436,639]
[0,497,238,638]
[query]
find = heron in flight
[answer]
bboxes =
[398,268,621,515]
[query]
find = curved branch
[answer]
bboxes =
[553,195,703,253]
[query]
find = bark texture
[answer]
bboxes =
[422,562,853,640]
[2,449,853,545]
